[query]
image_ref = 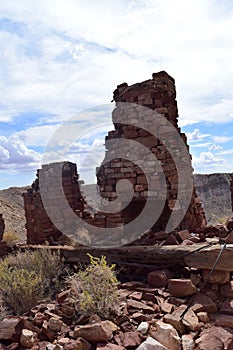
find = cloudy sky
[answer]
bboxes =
[1,0,233,189]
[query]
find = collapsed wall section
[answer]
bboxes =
[23,162,85,244]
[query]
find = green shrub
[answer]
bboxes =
[0,260,42,314]
[6,249,63,293]
[67,254,119,318]
[0,249,64,315]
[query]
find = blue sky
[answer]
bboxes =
[0,0,233,189]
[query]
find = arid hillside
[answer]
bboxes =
[194,173,233,225]
[0,173,232,241]
[0,186,29,241]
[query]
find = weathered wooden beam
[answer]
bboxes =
[25,243,233,271]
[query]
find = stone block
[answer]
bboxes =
[168,279,197,297]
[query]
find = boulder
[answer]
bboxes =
[137,322,149,335]
[121,331,141,348]
[151,320,181,350]
[147,270,172,288]
[20,329,35,348]
[201,270,230,285]
[136,337,169,350]
[189,293,217,313]
[181,334,194,350]
[74,321,117,343]
[48,318,63,332]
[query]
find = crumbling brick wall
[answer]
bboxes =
[97,71,206,233]
[23,162,85,244]
[24,71,206,245]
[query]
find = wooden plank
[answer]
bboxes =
[24,243,233,271]
[61,244,233,271]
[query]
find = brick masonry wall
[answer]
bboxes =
[23,162,85,244]
[24,71,206,245]
[97,71,206,233]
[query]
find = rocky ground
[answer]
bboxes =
[1,249,233,349]
[0,183,232,348]
[0,223,233,349]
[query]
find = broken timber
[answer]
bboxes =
[24,243,233,271]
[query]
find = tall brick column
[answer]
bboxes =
[97,71,206,233]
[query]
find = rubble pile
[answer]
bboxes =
[2,259,233,350]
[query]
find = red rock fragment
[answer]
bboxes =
[168,279,197,297]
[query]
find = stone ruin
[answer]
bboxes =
[23,162,85,244]
[23,71,207,246]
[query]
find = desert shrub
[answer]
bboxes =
[6,249,63,293]
[0,260,42,314]
[67,254,119,318]
[0,249,64,315]
[2,231,19,246]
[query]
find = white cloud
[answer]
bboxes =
[186,128,210,143]
[189,142,212,148]
[192,151,227,173]
[213,135,233,144]
[208,144,223,150]
[194,151,224,164]
[0,135,41,171]
[0,0,233,126]
[14,124,62,147]
[1,0,233,185]
[0,145,10,161]
[217,149,233,156]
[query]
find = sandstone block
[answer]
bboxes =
[201,269,230,285]
[195,326,233,350]
[74,321,117,343]
[48,317,63,332]
[152,320,181,350]
[122,331,141,348]
[168,279,197,297]
[147,269,172,288]
[20,329,35,348]
[163,305,186,335]
[189,293,217,313]
[136,322,149,335]
[127,299,154,314]
[136,337,169,350]
[181,334,195,350]
[182,308,202,331]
